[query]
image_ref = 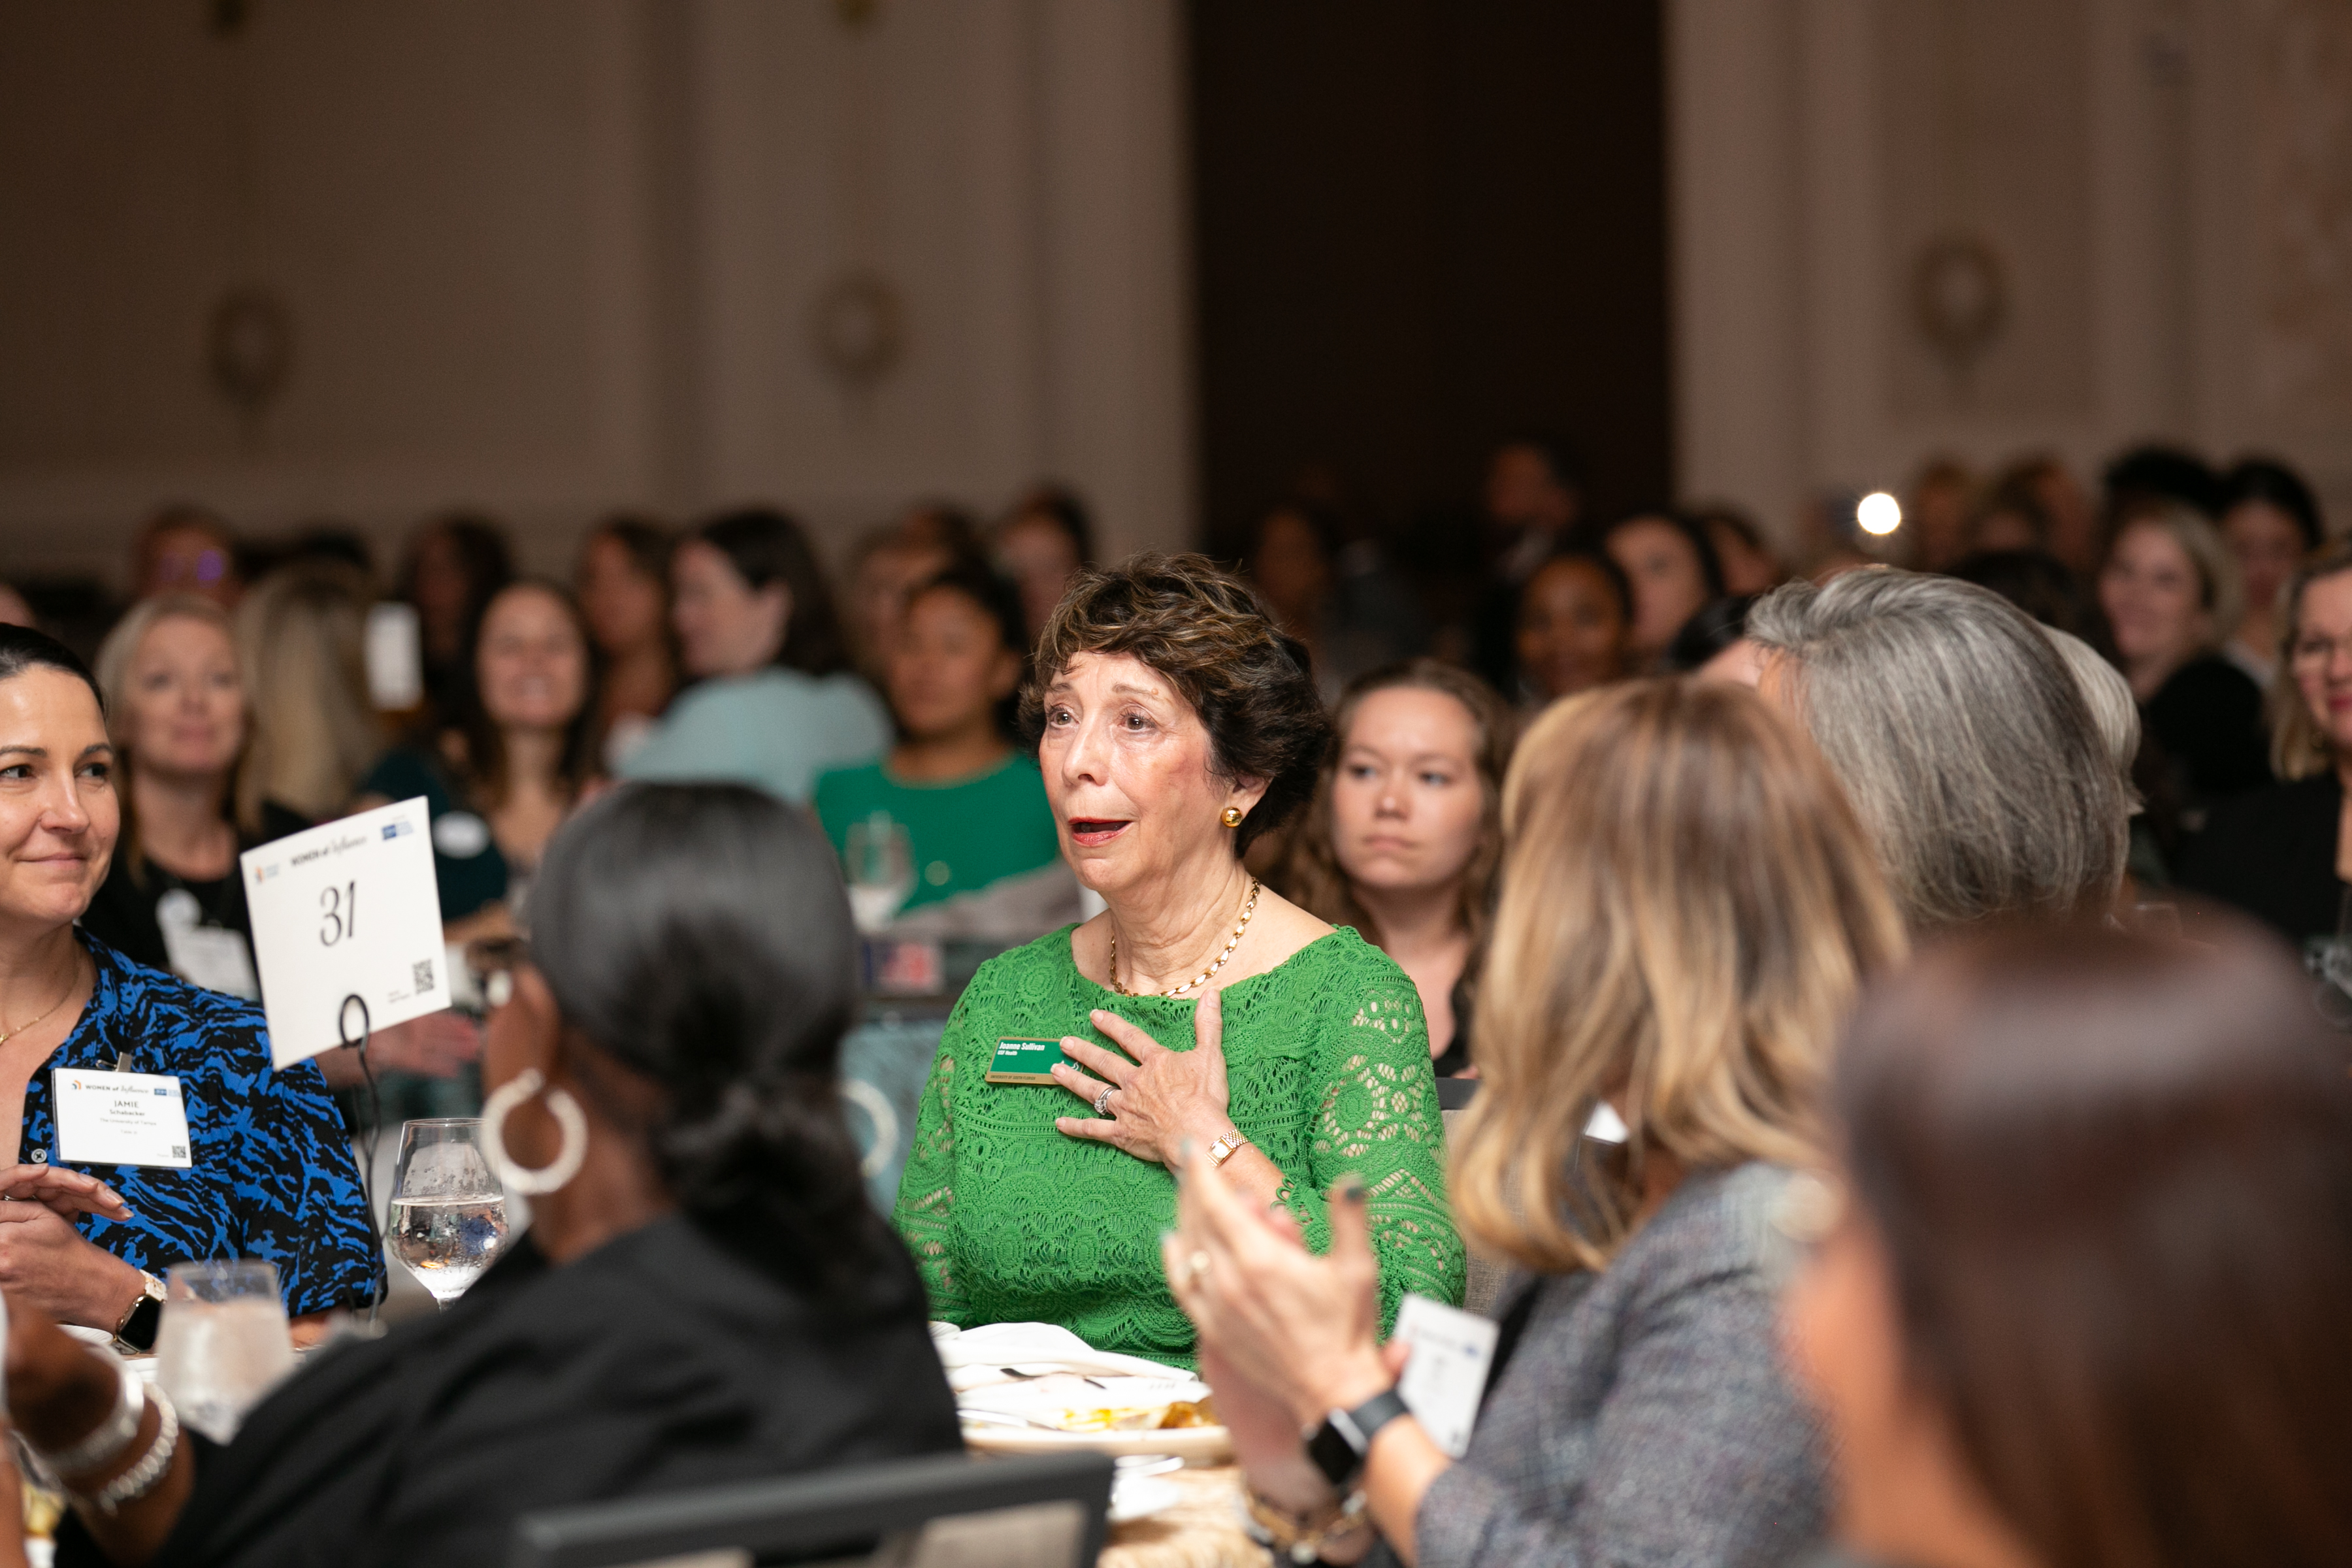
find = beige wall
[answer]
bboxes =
[0,0,1192,588]
[1671,0,2352,542]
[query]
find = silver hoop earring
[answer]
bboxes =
[480,1067,589,1196]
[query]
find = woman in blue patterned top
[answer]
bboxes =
[0,625,379,1348]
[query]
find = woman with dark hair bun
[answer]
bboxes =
[3,782,961,1567]
[894,553,1462,1365]
[1786,919,2352,1568]
[618,508,887,804]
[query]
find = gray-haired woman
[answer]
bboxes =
[1748,567,2130,932]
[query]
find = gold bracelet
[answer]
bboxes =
[1244,1486,1369,1564]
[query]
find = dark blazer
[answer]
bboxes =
[2144,655,2272,813]
[2178,773,2345,946]
[67,1211,962,1568]
[1379,1163,1827,1568]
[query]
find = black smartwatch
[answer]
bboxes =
[1305,1387,1411,1488]
[111,1271,166,1355]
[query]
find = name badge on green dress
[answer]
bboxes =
[985,1037,1068,1086]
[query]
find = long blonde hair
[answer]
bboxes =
[233,561,382,822]
[93,595,257,876]
[1450,679,1906,1274]
[2268,539,2352,781]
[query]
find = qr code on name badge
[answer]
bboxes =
[413,957,435,994]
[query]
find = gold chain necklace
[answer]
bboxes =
[0,955,82,1049]
[1109,878,1262,998]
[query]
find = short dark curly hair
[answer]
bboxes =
[1022,553,1330,857]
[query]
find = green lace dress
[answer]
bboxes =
[891,925,1465,1367]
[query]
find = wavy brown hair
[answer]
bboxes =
[1277,659,1514,961]
[1450,679,1906,1273]
[1022,552,1328,857]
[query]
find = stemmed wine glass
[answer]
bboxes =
[387,1119,511,1308]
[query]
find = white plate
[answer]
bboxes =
[962,1421,1232,1466]
[1107,1475,1183,1525]
[958,1371,1231,1465]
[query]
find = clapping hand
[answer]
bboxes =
[1162,1139,1392,1429]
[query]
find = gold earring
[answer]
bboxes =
[1220,806,1244,828]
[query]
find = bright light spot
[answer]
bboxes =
[1857,491,1903,536]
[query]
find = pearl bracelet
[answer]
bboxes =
[30,1361,142,1479]
[82,1382,180,1516]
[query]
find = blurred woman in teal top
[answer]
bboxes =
[619,510,888,805]
[816,559,1077,939]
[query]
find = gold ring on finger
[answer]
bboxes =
[1185,1249,1211,1286]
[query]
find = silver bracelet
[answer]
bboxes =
[84,1382,179,1516]
[31,1361,142,1478]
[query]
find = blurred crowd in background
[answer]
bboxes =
[0,429,2330,1119]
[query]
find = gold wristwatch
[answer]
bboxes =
[110,1271,166,1355]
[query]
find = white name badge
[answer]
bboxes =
[242,797,451,1070]
[52,1069,193,1169]
[154,889,261,1002]
[1393,1292,1499,1459]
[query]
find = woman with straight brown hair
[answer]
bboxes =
[1276,660,1513,1073]
[1166,678,1907,1567]
[1785,920,2352,1568]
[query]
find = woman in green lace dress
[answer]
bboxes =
[892,555,1464,1365]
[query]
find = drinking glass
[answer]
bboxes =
[155,1260,296,1444]
[387,1119,511,1308]
[844,811,916,934]
[2327,889,2352,998]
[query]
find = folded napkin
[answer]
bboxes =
[930,1321,1190,1394]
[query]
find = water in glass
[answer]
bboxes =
[155,1260,296,1444]
[844,811,915,933]
[389,1118,511,1305]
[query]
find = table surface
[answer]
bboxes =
[1100,1465,1259,1568]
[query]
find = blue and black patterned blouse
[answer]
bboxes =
[24,936,384,1316]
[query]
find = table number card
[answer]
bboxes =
[242,797,450,1070]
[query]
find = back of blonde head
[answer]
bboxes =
[234,563,380,823]
[1451,679,1905,1274]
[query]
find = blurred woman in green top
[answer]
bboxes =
[892,554,1463,1366]
[815,560,1079,939]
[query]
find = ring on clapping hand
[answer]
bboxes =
[1092,1086,1115,1117]
[1184,1250,1211,1286]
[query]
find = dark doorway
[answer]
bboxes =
[1188,2,1672,558]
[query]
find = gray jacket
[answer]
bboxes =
[1390,1162,1828,1568]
